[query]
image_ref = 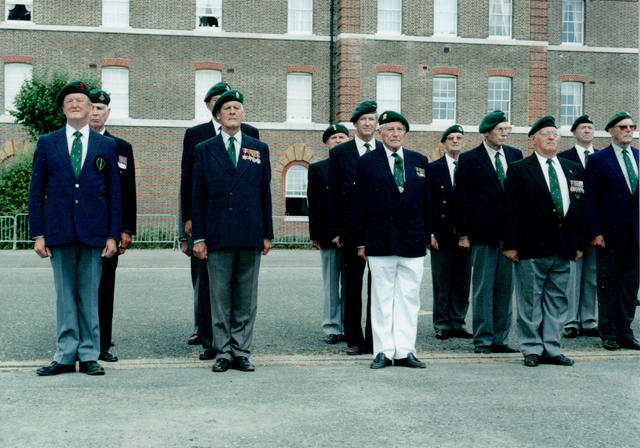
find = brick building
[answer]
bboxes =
[1,0,638,222]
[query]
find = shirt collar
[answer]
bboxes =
[444,153,457,166]
[383,145,403,159]
[574,143,593,153]
[534,151,559,166]
[355,135,376,150]
[220,129,242,145]
[66,123,90,139]
[483,140,504,157]
[612,142,631,153]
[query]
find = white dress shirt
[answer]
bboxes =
[483,141,508,175]
[65,124,90,168]
[220,129,242,164]
[383,145,405,181]
[355,135,377,157]
[534,152,570,216]
[444,153,457,186]
[612,142,638,193]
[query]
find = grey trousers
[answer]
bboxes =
[430,245,471,331]
[320,247,345,336]
[514,255,570,358]
[565,246,598,330]
[50,242,102,364]
[470,244,513,348]
[206,248,261,361]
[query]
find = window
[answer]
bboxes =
[102,0,129,27]
[489,0,512,38]
[288,0,313,34]
[195,69,222,119]
[562,0,584,44]
[196,0,221,29]
[432,76,456,122]
[4,63,32,114]
[560,82,583,127]
[286,73,312,122]
[285,165,309,217]
[488,77,511,122]
[6,1,32,21]
[433,0,457,36]
[377,0,402,34]
[376,73,401,113]
[101,67,129,117]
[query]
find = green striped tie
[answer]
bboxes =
[495,152,506,187]
[364,143,371,154]
[583,150,589,167]
[547,159,563,217]
[70,131,82,179]
[227,136,236,167]
[622,149,638,194]
[453,160,458,187]
[392,153,404,191]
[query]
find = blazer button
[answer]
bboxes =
[229,207,233,211]
[443,200,447,204]
[75,200,79,204]
[229,192,233,196]
[441,185,444,189]
[75,184,79,188]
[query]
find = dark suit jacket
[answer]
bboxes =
[191,132,273,252]
[429,156,458,249]
[584,144,639,249]
[502,154,584,260]
[307,158,333,249]
[354,147,431,258]
[28,127,121,247]
[454,143,523,245]
[328,139,384,246]
[180,120,259,222]
[104,130,136,235]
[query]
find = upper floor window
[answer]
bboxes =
[197,0,221,29]
[377,0,402,34]
[376,73,401,113]
[560,82,583,127]
[433,0,457,36]
[4,63,32,114]
[287,73,312,122]
[102,0,129,27]
[562,0,584,44]
[285,164,309,217]
[432,75,456,122]
[489,0,512,38]
[488,76,511,122]
[195,69,222,120]
[6,1,32,21]
[102,66,129,118]
[288,0,313,34]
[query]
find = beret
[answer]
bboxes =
[570,114,593,132]
[479,110,507,133]
[605,112,632,131]
[212,89,243,116]
[56,81,91,107]
[89,89,110,106]
[350,101,377,123]
[378,110,409,132]
[441,124,464,143]
[322,123,350,143]
[528,115,557,137]
[204,82,232,103]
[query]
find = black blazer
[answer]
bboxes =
[454,143,523,245]
[104,130,136,235]
[502,154,584,260]
[429,156,457,249]
[180,120,259,222]
[328,139,384,246]
[307,158,333,249]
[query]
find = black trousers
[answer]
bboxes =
[190,255,213,348]
[596,246,639,342]
[430,245,471,331]
[342,245,372,350]
[98,253,118,353]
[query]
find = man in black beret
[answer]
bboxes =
[89,89,137,363]
[179,81,259,360]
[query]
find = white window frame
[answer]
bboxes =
[5,1,32,22]
[102,0,129,27]
[376,73,401,113]
[432,75,456,123]
[196,0,222,30]
[101,66,129,118]
[560,82,583,128]
[487,76,511,122]
[195,69,222,120]
[377,0,402,35]
[288,0,313,34]
[285,164,309,220]
[489,0,512,38]
[562,0,584,45]
[286,73,312,122]
[4,63,32,114]
[433,0,457,36]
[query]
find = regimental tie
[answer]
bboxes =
[584,150,590,167]
[364,143,371,154]
[622,149,638,194]
[453,160,458,187]
[495,152,506,187]
[547,159,564,217]
[70,131,82,179]
[392,153,404,192]
[227,136,236,167]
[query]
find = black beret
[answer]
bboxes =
[322,123,350,143]
[204,82,231,103]
[56,81,91,107]
[605,112,632,131]
[212,90,243,116]
[441,124,464,143]
[570,114,592,132]
[479,110,507,133]
[529,115,557,137]
[89,89,111,106]
[350,101,377,123]
[378,110,409,132]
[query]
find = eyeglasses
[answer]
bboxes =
[615,124,637,131]
[539,130,559,137]
[446,135,463,141]
[494,126,512,133]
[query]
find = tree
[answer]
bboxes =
[0,147,34,215]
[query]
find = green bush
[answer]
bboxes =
[0,148,35,215]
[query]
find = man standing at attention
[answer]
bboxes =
[454,110,522,354]
[307,124,350,344]
[29,81,121,376]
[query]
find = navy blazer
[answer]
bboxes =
[454,143,523,244]
[328,139,385,246]
[28,127,121,247]
[502,154,584,260]
[104,130,136,235]
[191,132,273,252]
[307,158,333,249]
[354,147,431,258]
[584,144,639,249]
[429,156,458,248]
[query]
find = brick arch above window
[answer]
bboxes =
[3,55,33,64]
[432,67,459,76]
[286,65,314,74]
[377,65,402,74]
[101,58,130,68]
[194,62,223,71]
[273,143,315,181]
[487,69,514,78]
[560,74,586,83]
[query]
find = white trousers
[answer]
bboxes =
[367,255,424,360]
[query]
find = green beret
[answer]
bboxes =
[322,123,350,143]
[89,89,111,106]
[378,110,409,132]
[528,115,557,137]
[570,114,592,132]
[605,112,633,131]
[212,89,243,116]
[204,82,232,103]
[350,101,377,123]
[441,124,464,143]
[479,110,507,133]
[56,81,91,107]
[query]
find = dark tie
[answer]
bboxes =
[495,152,505,187]
[70,131,82,179]
[227,136,236,167]
[622,149,638,194]
[583,150,589,167]
[453,160,458,187]
[392,153,404,191]
[364,143,371,154]
[547,159,563,217]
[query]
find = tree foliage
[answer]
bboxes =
[0,148,35,215]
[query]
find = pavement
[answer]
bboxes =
[1,249,639,447]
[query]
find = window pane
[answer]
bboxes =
[195,70,222,119]
[488,76,511,122]
[432,76,456,121]
[286,165,308,197]
[376,73,401,113]
[102,0,129,26]
[196,0,221,28]
[6,1,32,21]
[434,0,457,36]
[287,73,312,122]
[102,67,129,117]
[4,63,32,113]
[377,0,402,34]
[560,82,583,127]
[489,0,512,37]
[562,0,584,44]
[288,0,313,34]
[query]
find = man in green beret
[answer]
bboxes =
[308,124,351,344]
[429,124,472,341]
[584,112,639,351]
[454,110,522,354]
[558,114,599,339]
[502,116,584,367]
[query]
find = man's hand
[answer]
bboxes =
[429,236,439,251]
[502,249,519,263]
[193,241,208,259]
[458,237,471,251]
[332,236,342,248]
[102,238,118,259]
[118,232,132,254]
[184,220,193,238]
[34,237,51,258]
[262,239,273,256]
[311,240,321,250]
[181,240,192,256]
[591,235,605,248]
[575,250,583,262]
[357,247,367,261]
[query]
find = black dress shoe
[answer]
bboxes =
[99,351,118,362]
[602,339,620,351]
[474,346,491,354]
[491,344,519,353]
[212,358,231,372]
[346,345,364,355]
[394,353,426,368]
[36,361,75,376]
[324,334,341,344]
[79,361,105,375]
[562,327,579,338]
[231,356,255,372]
[618,338,640,350]
[540,354,574,366]
[580,327,600,337]
[199,348,216,360]
[187,334,201,345]
[449,328,473,339]
[370,353,392,369]
[523,354,540,367]
[435,329,450,340]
